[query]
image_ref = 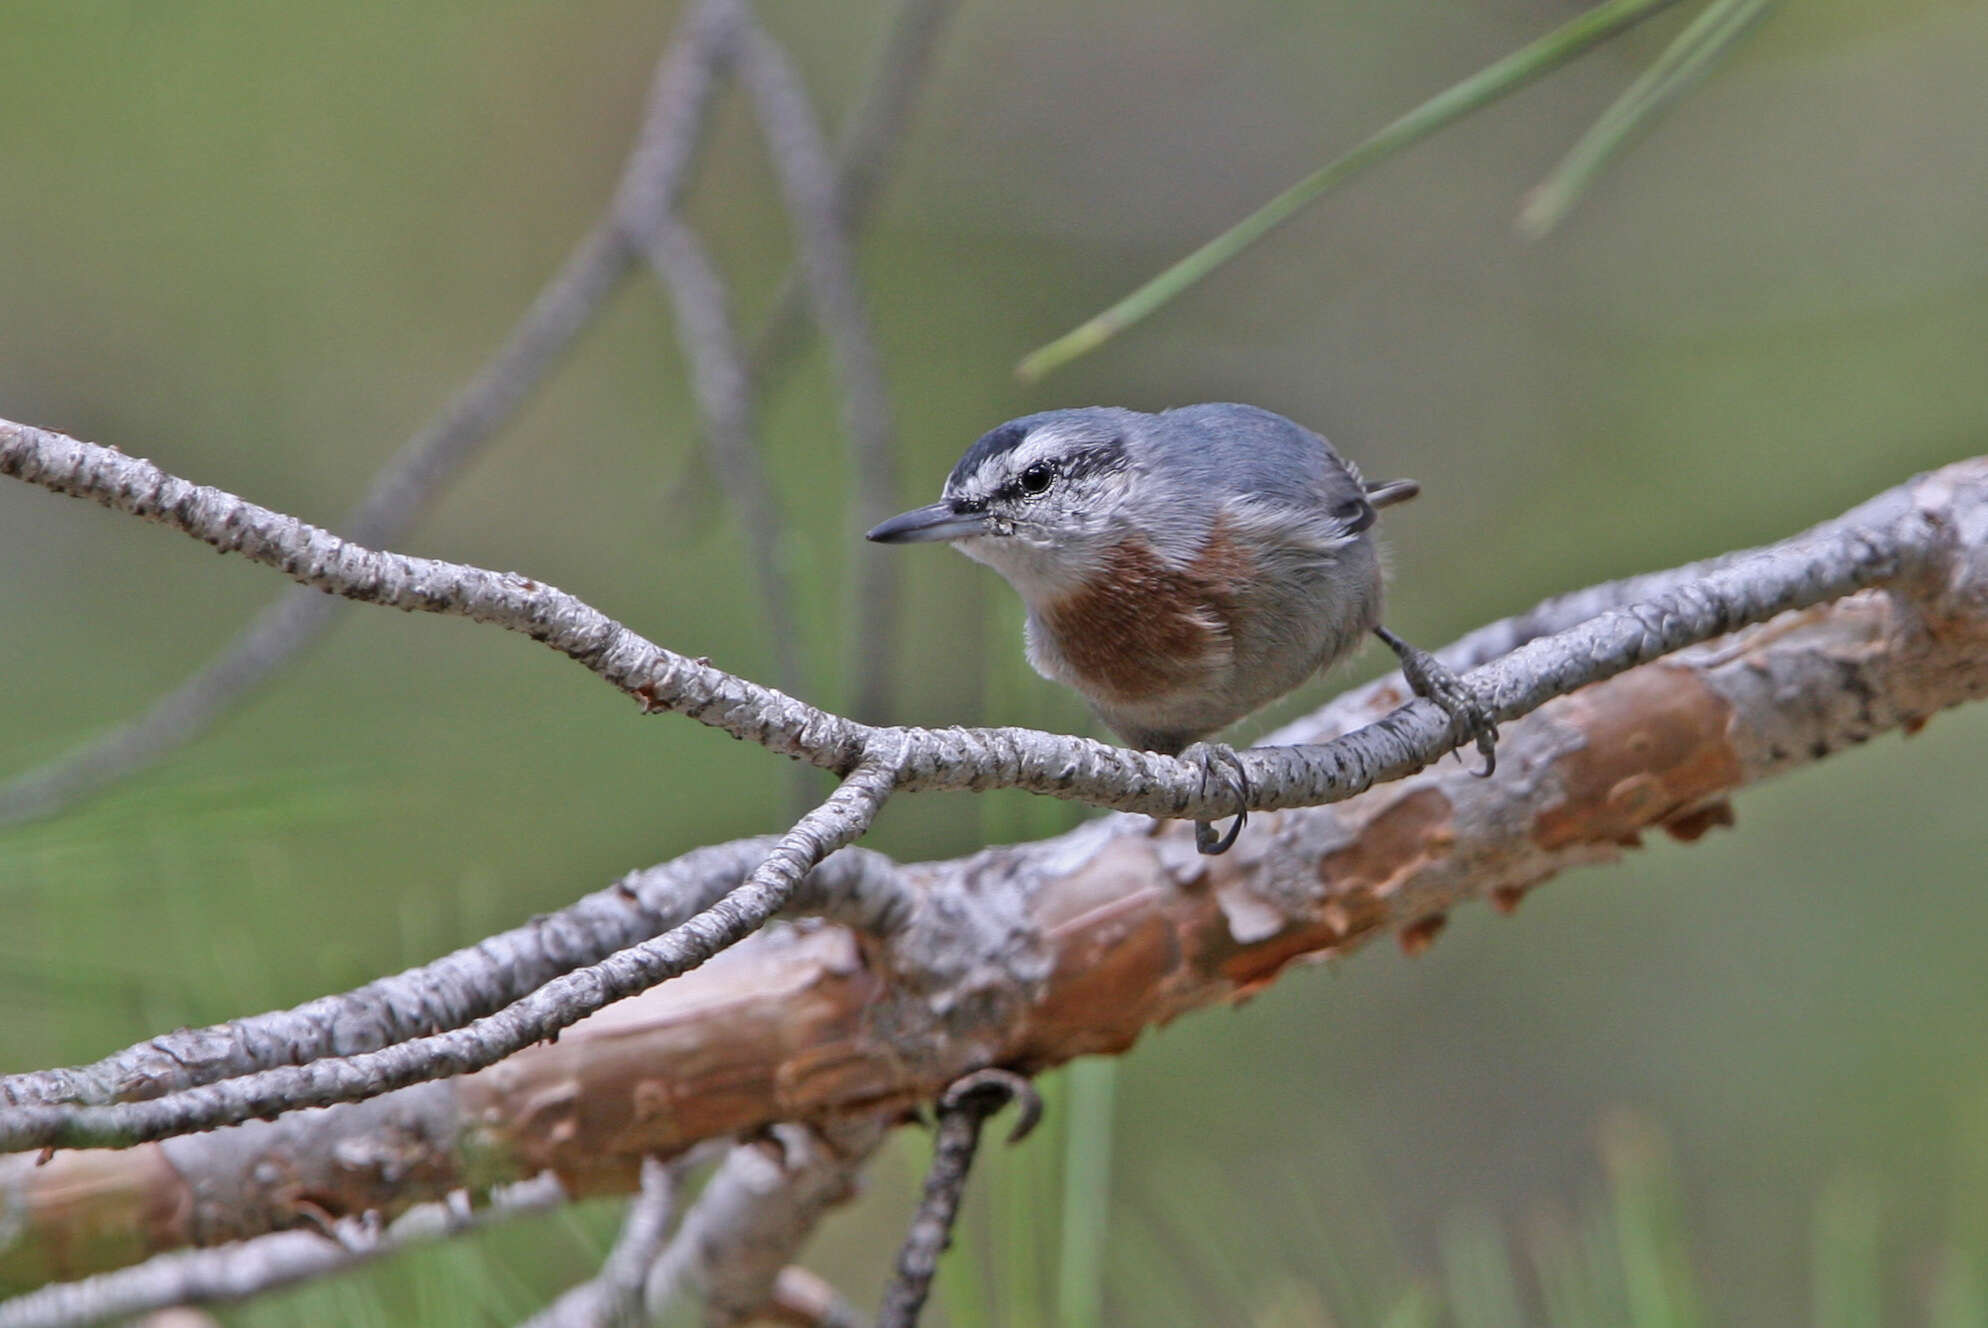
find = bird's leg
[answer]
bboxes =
[1373,626,1499,776]
[1179,741,1251,854]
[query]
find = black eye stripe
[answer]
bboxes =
[972,440,1127,504]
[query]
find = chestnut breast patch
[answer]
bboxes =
[1040,523,1253,701]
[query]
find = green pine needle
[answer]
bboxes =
[1014,0,1687,382]
[1518,0,1778,237]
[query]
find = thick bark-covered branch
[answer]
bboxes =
[0,418,1969,1149]
[5,457,1984,1296]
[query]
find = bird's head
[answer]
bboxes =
[865,407,1148,602]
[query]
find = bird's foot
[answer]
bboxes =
[1374,626,1500,776]
[1180,741,1252,855]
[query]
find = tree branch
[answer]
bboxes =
[0,842,907,1111]
[5,455,1984,1293]
[642,203,811,713]
[743,0,959,397]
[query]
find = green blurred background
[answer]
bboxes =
[4,1,1987,1323]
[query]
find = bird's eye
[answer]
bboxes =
[1018,462,1055,495]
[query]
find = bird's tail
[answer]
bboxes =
[1365,478,1420,509]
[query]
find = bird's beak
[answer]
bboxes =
[865,501,989,544]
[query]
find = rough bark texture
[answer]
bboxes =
[6,458,1985,1295]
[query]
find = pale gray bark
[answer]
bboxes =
[0,843,911,1111]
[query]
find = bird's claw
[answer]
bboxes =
[1181,741,1251,854]
[1376,627,1500,777]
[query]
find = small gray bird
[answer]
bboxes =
[867,403,1496,852]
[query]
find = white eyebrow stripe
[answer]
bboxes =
[1009,427,1099,475]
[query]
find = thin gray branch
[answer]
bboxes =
[0,549,1764,1113]
[518,1158,675,1328]
[0,7,735,831]
[0,1174,565,1328]
[643,1119,886,1326]
[732,6,904,724]
[0,841,910,1111]
[0,758,900,1152]
[0,419,1942,825]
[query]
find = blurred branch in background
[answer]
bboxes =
[516,1158,673,1328]
[639,1121,886,1326]
[731,11,905,725]
[1015,0,1779,381]
[0,0,958,830]
[0,14,699,830]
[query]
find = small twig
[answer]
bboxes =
[0,4,733,831]
[732,6,903,724]
[876,1068,1041,1328]
[0,758,899,1153]
[744,0,961,396]
[667,0,960,547]
[0,1174,565,1328]
[644,1119,887,1326]
[517,1158,675,1328]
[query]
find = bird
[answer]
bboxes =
[866,403,1496,853]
